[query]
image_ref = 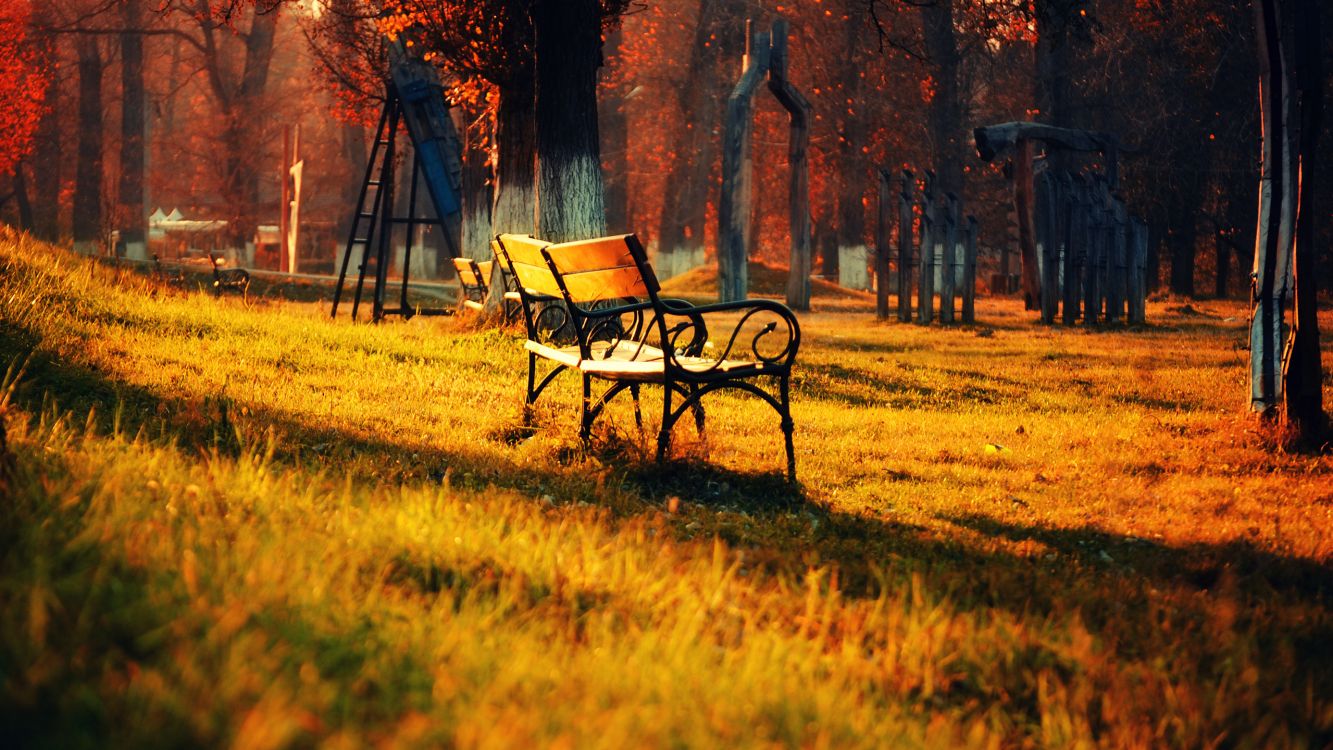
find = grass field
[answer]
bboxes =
[1,227,1330,748]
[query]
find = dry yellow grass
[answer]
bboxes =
[1,227,1329,748]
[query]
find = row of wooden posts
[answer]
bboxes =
[1033,171,1148,326]
[873,169,980,325]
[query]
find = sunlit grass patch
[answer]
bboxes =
[1,228,1330,747]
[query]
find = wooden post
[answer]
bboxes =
[897,169,914,322]
[718,21,770,302]
[962,214,977,323]
[940,193,958,323]
[1062,174,1083,325]
[875,169,892,319]
[1038,171,1059,324]
[1128,218,1147,324]
[768,20,813,311]
[1013,138,1040,309]
[917,172,935,324]
[1083,195,1101,325]
[279,124,291,273]
[1107,198,1126,324]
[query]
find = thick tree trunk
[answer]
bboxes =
[1168,164,1204,296]
[832,14,870,280]
[485,74,537,314]
[29,6,60,243]
[73,41,104,254]
[599,23,629,233]
[1280,0,1325,443]
[656,0,725,275]
[119,0,147,261]
[1250,0,1291,414]
[921,0,964,199]
[460,105,493,260]
[532,0,606,243]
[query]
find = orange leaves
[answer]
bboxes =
[919,74,936,104]
[0,0,48,176]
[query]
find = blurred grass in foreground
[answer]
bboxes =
[0,227,1330,748]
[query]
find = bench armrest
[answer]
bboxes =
[658,299,800,372]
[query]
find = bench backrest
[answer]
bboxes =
[495,234,560,298]
[452,257,492,289]
[540,234,658,305]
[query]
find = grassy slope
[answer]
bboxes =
[0,228,1329,748]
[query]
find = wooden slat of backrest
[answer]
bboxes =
[542,234,654,302]
[497,235,561,297]
[556,266,651,303]
[542,235,637,273]
[477,260,493,279]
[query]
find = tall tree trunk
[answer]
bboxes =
[73,41,104,255]
[921,0,964,198]
[485,72,538,314]
[656,0,726,273]
[120,0,147,261]
[29,6,60,243]
[460,105,493,260]
[532,0,606,242]
[599,23,629,233]
[1280,0,1325,442]
[1168,159,1204,296]
[1249,0,1293,414]
[832,14,869,283]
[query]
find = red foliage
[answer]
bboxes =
[0,0,49,176]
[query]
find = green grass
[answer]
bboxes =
[1,226,1330,748]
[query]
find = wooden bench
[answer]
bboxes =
[208,253,250,299]
[453,255,521,320]
[500,232,801,480]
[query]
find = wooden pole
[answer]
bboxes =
[1062,175,1083,325]
[917,172,935,324]
[1107,198,1126,324]
[897,169,914,322]
[718,21,770,302]
[1128,218,1147,324]
[940,192,958,323]
[875,169,892,319]
[279,124,291,273]
[1038,171,1058,324]
[962,214,977,323]
[768,20,813,311]
[1013,138,1040,309]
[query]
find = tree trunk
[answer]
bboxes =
[921,0,964,199]
[1249,0,1291,414]
[599,23,629,233]
[29,6,60,243]
[120,0,147,261]
[1167,165,1204,296]
[485,72,537,314]
[832,14,870,280]
[532,0,606,243]
[73,41,104,254]
[460,105,493,260]
[656,0,726,274]
[1280,0,1325,443]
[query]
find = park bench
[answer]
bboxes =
[452,255,520,321]
[497,232,801,480]
[208,253,250,299]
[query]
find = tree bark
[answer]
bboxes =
[920,0,964,199]
[120,0,148,261]
[599,22,629,233]
[832,14,870,280]
[532,0,606,243]
[656,0,726,274]
[73,41,104,254]
[1249,0,1290,414]
[1280,0,1325,443]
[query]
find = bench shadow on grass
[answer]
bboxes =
[8,322,1333,717]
